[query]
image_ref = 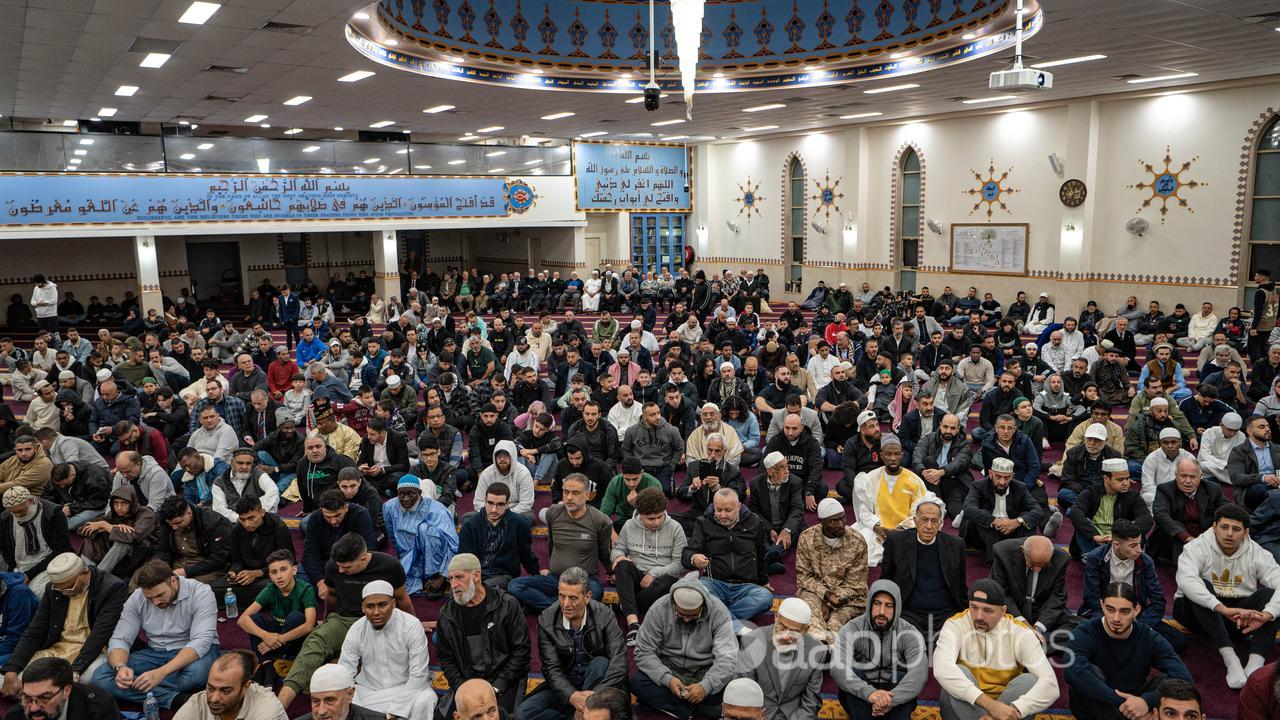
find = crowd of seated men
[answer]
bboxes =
[0,262,1273,720]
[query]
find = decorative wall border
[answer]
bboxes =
[1020,268,1234,286]
[1233,108,1279,286]
[780,151,809,286]
[159,270,189,278]
[888,142,928,272]
[542,259,588,269]
[703,257,783,266]
[247,264,286,272]
[0,272,139,285]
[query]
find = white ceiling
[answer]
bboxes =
[3,0,1280,145]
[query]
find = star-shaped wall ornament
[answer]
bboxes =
[810,172,844,221]
[963,159,1019,219]
[734,176,765,220]
[1128,145,1205,223]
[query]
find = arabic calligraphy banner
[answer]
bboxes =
[574,142,691,213]
[0,173,512,227]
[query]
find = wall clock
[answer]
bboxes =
[1059,179,1087,208]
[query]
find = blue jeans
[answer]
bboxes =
[646,465,675,495]
[258,451,297,493]
[66,508,99,531]
[824,448,845,470]
[700,578,773,632]
[507,573,603,613]
[89,646,218,708]
[1056,486,1079,516]
[630,669,723,719]
[516,656,609,720]
[1127,460,1145,482]
[520,453,558,482]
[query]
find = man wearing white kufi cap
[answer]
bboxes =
[1196,411,1245,485]
[684,402,744,477]
[295,664,382,720]
[793,498,868,643]
[735,597,823,719]
[960,456,1046,563]
[1141,426,1194,511]
[720,678,765,720]
[1068,457,1153,557]
[336,581,435,720]
[850,433,933,566]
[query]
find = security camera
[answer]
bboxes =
[682,182,691,193]
[643,81,660,112]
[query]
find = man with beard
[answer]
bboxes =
[880,498,967,647]
[793,499,868,643]
[682,489,771,633]
[210,448,279,523]
[674,435,745,538]
[838,410,883,506]
[4,658,120,720]
[960,457,1045,562]
[831,579,927,720]
[934,579,1058,720]
[910,413,973,521]
[381,475,457,597]
[508,474,610,613]
[173,650,286,720]
[920,359,973,422]
[1228,413,1280,510]
[1064,582,1190,720]
[473,441,534,524]
[1070,458,1153,558]
[334,582,434,720]
[296,435,358,515]
[684,404,744,478]
[849,434,931,567]
[748,452,805,575]
[434,554,529,715]
[765,414,824,513]
[735,597,823,720]
[0,485,70,589]
[565,402,620,467]
[0,437,52,499]
[620,402,683,496]
[630,577,738,719]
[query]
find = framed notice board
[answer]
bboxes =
[949,223,1029,276]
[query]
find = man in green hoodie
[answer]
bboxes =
[831,579,928,720]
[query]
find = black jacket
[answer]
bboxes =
[1227,440,1280,489]
[295,446,358,512]
[962,479,1047,533]
[1059,444,1121,495]
[565,419,621,467]
[457,511,540,580]
[898,407,946,459]
[880,529,967,614]
[229,511,293,573]
[683,506,768,585]
[0,500,72,582]
[535,599,628,701]
[356,429,412,477]
[676,460,746,518]
[1152,479,1226,543]
[45,463,112,517]
[2,566,127,675]
[1067,485,1153,540]
[2,683,121,720]
[990,537,1075,632]
[436,588,531,697]
[155,504,234,578]
[302,503,376,583]
[764,428,824,500]
[747,473,805,538]
[468,420,515,476]
[911,431,975,488]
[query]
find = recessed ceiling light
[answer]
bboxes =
[663,135,689,141]
[864,83,918,94]
[73,149,87,156]
[961,95,1016,104]
[628,133,654,138]
[485,150,506,157]
[396,149,409,154]
[743,103,785,113]
[245,114,268,123]
[115,85,139,96]
[179,153,196,160]
[140,53,171,68]
[353,11,370,20]
[489,168,505,173]
[79,138,94,145]
[626,94,668,104]
[541,112,575,120]
[369,120,395,128]
[283,96,311,106]
[333,127,344,131]
[423,104,455,113]
[524,159,541,166]
[67,158,81,165]
[476,126,504,133]
[1126,72,1198,84]
[742,125,779,132]
[179,1,220,24]
[579,131,608,138]
[256,158,270,173]
[962,31,978,40]
[652,118,685,126]
[414,165,432,169]
[458,135,477,141]
[338,70,375,82]
[889,52,908,59]
[385,39,398,46]
[448,159,466,165]
[302,145,320,152]
[61,120,77,127]
[1031,54,1106,69]
[197,143,214,150]
[364,157,380,164]
[284,128,302,135]
[177,120,190,126]
[840,111,883,119]
[98,107,117,117]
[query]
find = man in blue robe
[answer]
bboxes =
[383,474,457,597]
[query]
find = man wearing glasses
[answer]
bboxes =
[8,657,121,720]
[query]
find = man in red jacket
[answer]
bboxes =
[1240,661,1280,720]
[267,346,300,401]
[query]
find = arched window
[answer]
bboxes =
[786,157,805,292]
[898,148,921,292]
[1248,117,1280,289]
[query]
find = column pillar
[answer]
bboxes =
[373,228,400,302]
[133,234,163,317]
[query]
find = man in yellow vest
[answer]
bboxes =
[850,432,933,566]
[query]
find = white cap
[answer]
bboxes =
[817,498,844,520]
[700,402,720,414]
[309,664,355,692]
[1159,427,1181,441]
[672,586,704,610]
[991,457,1015,474]
[616,348,631,357]
[777,597,811,625]
[1023,342,1038,352]
[95,368,112,382]
[1102,458,1128,473]
[723,678,765,708]
[1149,397,1169,408]
[763,451,786,469]
[720,362,735,372]
[386,374,402,387]
[1084,423,1108,440]
[361,580,394,599]
[631,319,642,328]
[857,410,878,427]
[1223,412,1243,430]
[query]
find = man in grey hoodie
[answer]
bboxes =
[621,403,685,494]
[611,487,688,646]
[630,574,739,720]
[831,579,928,720]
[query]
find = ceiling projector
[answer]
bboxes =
[989,67,1053,92]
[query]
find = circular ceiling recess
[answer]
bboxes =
[347,0,1041,93]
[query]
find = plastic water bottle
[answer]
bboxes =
[143,692,159,720]
[224,588,239,619]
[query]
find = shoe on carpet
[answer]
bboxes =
[1044,510,1063,537]
[626,623,639,647]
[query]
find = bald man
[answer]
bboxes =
[453,679,499,720]
[989,536,1079,645]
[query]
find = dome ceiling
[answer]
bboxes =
[347,0,1040,94]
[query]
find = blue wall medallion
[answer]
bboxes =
[964,159,1019,219]
[1128,146,1205,223]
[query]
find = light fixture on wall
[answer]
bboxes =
[725,220,740,233]
[1048,153,1065,176]
[811,221,828,235]
[926,219,944,235]
[1125,217,1150,237]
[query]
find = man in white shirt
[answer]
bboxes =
[606,385,643,436]
[173,650,287,720]
[1181,302,1220,351]
[30,274,59,343]
[502,335,540,381]
[1198,412,1246,485]
[338,580,435,720]
[1141,427,1195,511]
[1058,317,1086,360]
[806,342,839,391]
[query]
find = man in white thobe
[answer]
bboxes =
[338,580,436,720]
[1196,412,1245,485]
